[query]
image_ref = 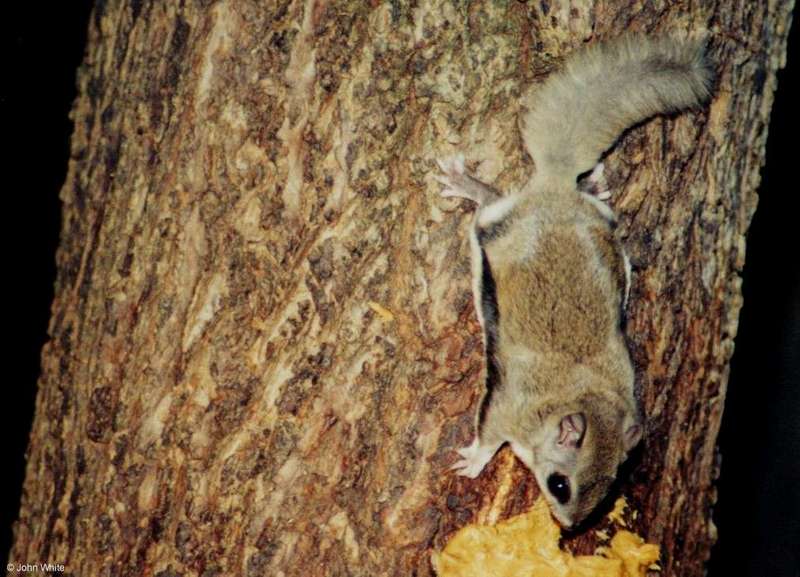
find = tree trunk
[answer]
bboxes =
[10,1,794,576]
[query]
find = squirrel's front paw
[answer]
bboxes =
[450,439,495,479]
[435,154,473,200]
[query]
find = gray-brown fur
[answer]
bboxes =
[521,34,713,182]
[437,34,713,528]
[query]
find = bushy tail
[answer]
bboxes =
[520,34,713,183]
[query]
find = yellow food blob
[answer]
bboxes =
[432,498,659,577]
[607,497,628,527]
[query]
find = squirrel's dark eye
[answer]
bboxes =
[547,473,571,504]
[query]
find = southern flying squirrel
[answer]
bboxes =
[436,34,713,528]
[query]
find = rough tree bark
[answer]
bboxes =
[10,1,794,576]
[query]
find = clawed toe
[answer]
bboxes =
[449,440,491,479]
[450,459,481,479]
[456,446,473,459]
[436,154,466,177]
[434,174,453,188]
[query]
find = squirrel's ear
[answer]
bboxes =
[557,413,586,449]
[623,417,642,452]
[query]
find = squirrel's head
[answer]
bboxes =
[526,406,642,529]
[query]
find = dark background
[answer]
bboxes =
[2,3,797,575]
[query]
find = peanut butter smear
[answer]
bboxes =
[432,497,659,577]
